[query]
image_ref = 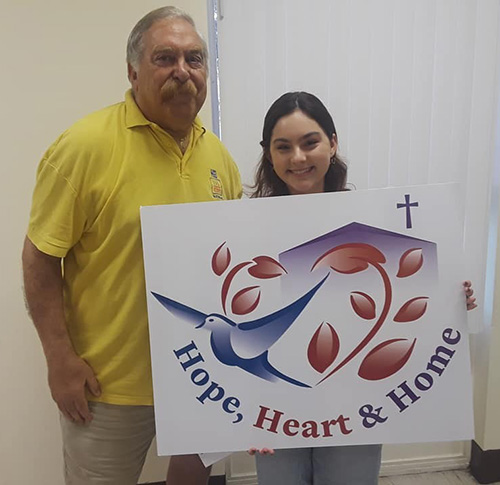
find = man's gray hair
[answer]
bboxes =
[126,6,209,70]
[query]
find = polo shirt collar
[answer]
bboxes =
[124,89,205,137]
[125,89,151,128]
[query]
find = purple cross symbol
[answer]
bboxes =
[397,194,419,229]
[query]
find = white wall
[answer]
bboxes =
[0,1,216,483]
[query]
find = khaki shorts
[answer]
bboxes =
[60,402,156,485]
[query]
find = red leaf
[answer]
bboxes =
[307,322,340,373]
[231,286,261,315]
[221,261,252,315]
[397,248,423,278]
[358,338,416,380]
[350,292,376,320]
[248,256,288,279]
[394,297,428,322]
[311,243,386,274]
[212,242,231,276]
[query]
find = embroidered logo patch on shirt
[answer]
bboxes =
[210,169,224,200]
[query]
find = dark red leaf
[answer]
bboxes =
[248,256,288,279]
[350,292,376,320]
[221,261,252,315]
[394,297,428,323]
[231,286,261,315]
[311,243,386,274]
[212,242,231,276]
[358,338,416,380]
[397,248,423,278]
[307,322,340,373]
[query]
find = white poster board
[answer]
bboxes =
[141,183,474,457]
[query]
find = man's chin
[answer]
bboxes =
[164,103,200,123]
[160,94,205,122]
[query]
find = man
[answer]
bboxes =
[22,6,241,485]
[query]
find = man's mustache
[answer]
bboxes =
[161,80,198,99]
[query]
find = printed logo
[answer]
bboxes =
[152,222,436,388]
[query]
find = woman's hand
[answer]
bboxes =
[464,281,477,311]
[248,447,275,455]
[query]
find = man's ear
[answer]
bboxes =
[127,63,138,84]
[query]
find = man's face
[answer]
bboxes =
[128,18,208,134]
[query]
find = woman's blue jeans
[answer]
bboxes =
[255,444,382,485]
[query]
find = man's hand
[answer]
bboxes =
[48,352,101,425]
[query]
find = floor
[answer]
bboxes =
[380,470,499,484]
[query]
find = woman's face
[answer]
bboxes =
[268,110,337,195]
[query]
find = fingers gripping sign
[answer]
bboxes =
[248,447,275,456]
[463,281,477,311]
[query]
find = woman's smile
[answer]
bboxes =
[289,166,314,175]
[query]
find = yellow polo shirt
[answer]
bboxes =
[28,91,242,405]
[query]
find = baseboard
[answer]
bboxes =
[141,475,225,485]
[225,454,469,485]
[470,440,500,484]
[226,475,257,485]
[379,453,468,476]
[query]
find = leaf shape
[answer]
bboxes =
[212,242,231,276]
[358,338,417,380]
[393,297,428,323]
[350,292,376,320]
[231,286,261,315]
[248,256,288,279]
[397,248,423,278]
[307,322,340,373]
[311,243,386,274]
[221,261,252,315]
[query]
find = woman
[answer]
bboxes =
[249,91,477,485]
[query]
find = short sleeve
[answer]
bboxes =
[27,138,88,258]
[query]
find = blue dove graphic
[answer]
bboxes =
[151,274,329,388]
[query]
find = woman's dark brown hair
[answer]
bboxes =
[251,92,347,198]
